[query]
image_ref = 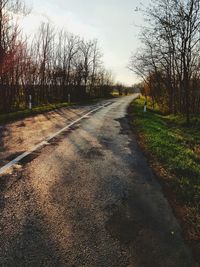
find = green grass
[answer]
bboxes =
[129,97,200,206]
[0,97,112,124]
[0,102,75,124]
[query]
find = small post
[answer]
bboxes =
[144,98,147,113]
[68,93,71,104]
[29,95,32,110]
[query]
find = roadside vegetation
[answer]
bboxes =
[0,0,132,115]
[129,0,200,260]
[0,95,120,124]
[129,97,200,262]
[129,0,200,124]
[0,102,74,124]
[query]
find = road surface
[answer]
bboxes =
[0,95,196,266]
[0,102,107,169]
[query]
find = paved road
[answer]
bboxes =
[0,95,196,266]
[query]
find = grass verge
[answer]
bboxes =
[0,102,74,124]
[0,97,112,125]
[129,97,200,263]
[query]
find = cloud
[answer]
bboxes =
[20,2,101,40]
[19,0,142,85]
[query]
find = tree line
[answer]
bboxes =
[129,0,200,123]
[0,0,114,113]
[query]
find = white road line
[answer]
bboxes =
[0,104,107,175]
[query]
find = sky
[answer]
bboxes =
[22,0,150,86]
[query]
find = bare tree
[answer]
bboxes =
[129,0,200,121]
[0,2,114,113]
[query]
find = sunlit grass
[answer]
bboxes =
[130,97,200,206]
[0,93,119,124]
[0,97,112,124]
[0,102,74,124]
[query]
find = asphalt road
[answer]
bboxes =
[0,102,108,169]
[0,95,197,267]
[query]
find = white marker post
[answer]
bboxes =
[29,95,32,110]
[144,99,147,113]
[68,94,71,104]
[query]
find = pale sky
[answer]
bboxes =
[22,0,150,86]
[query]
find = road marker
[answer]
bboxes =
[0,104,109,175]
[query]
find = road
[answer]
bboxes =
[0,95,196,267]
[0,103,107,169]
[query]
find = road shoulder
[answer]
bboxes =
[128,99,200,266]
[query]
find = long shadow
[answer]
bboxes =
[47,112,195,266]
[46,134,194,266]
[0,215,61,267]
[48,167,129,267]
[105,185,194,267]
[0,168,68,267]
[0,104,195,266]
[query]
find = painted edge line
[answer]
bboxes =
[0,104,106,175]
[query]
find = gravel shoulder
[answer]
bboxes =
[0,101,111,168]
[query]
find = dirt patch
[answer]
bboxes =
[84,147,104,159]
